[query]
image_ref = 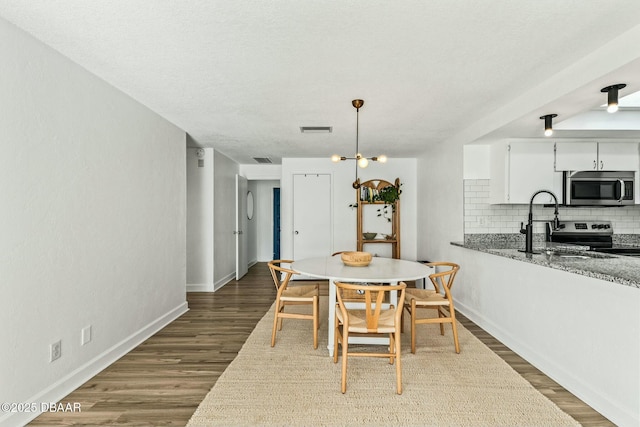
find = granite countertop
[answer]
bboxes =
[452,240,640,289]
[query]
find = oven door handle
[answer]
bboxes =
[617,179,625,202]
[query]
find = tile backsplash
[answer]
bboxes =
[464,179,640,235]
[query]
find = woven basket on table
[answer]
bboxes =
[340,251,372,267]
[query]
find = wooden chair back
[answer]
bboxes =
[268,260,296,295]
[425,262,459,300]
[335,282,406,332]
[268,259,319,349]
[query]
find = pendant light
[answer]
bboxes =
[601,83,626,113]
[331,99,387,189]
[540,114,557,137]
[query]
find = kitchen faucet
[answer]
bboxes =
[519,190,560,254]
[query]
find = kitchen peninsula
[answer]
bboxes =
[452,240,640,288]
[448,238,639,427]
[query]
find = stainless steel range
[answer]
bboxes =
[547,220,640,257]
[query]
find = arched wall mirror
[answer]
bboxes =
[247,191,254,220]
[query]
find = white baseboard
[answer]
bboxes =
[455,301,637,427]
[214,271,235,291]
[187,283,214,292]
[1,302,189,427]
[189,266,254,293]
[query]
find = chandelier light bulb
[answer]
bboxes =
[329,99,388,174]
[607,103,619,114]
[544,128,553,137]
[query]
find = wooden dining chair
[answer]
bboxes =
[402,262,461,354]
[268,260,319,349]
[333,281,407,394]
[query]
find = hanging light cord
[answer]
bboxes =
[354,105,360,187]
[329,99,384,188]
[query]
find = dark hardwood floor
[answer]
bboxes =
[29,263,613,426]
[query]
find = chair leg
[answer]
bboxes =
[388,333,395,364]
[333,313,339,363]
[341,330,348,394]
[313,296,319,349]
[271,301,281,347]
[438,308,445,335]
[410,300,417,354]
[450,310,461,354]
[395,330,402,395]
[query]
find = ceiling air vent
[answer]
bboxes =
[300,126,332,133]
[253,157,273,164]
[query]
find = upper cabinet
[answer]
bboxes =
[490,141,562,204]
[555,142,639,171]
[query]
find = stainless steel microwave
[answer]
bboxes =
[565,171,635,206]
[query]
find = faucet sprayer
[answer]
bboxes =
[519,190,560,254]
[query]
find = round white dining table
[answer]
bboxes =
[292,256,434,355]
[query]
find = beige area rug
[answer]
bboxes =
[188,300,579,427]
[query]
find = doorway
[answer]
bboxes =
[292,173,331,260]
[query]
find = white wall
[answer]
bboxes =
[213,150,239,289]
[0,17,187,427]
[280,158,417,261]
[417,141,465,263]
[186,148,214,291]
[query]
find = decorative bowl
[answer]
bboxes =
[341,251,372,267]
[362,232,377,240]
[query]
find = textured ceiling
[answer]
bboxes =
[1,1,640,164]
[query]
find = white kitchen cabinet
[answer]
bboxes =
[598,142,639,171]
[490,141,562,204]
[555,141,639,171]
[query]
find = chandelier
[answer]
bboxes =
[331,99,387,189]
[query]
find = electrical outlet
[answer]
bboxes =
[50,340,61,362]
[81,325,92,346]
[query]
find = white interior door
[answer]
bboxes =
[293,174,331,261]
[236,174,248,280]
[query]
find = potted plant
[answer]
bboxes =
[376,183,402,222]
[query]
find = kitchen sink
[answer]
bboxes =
[557,254,590,259]
[547,250,614,260]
